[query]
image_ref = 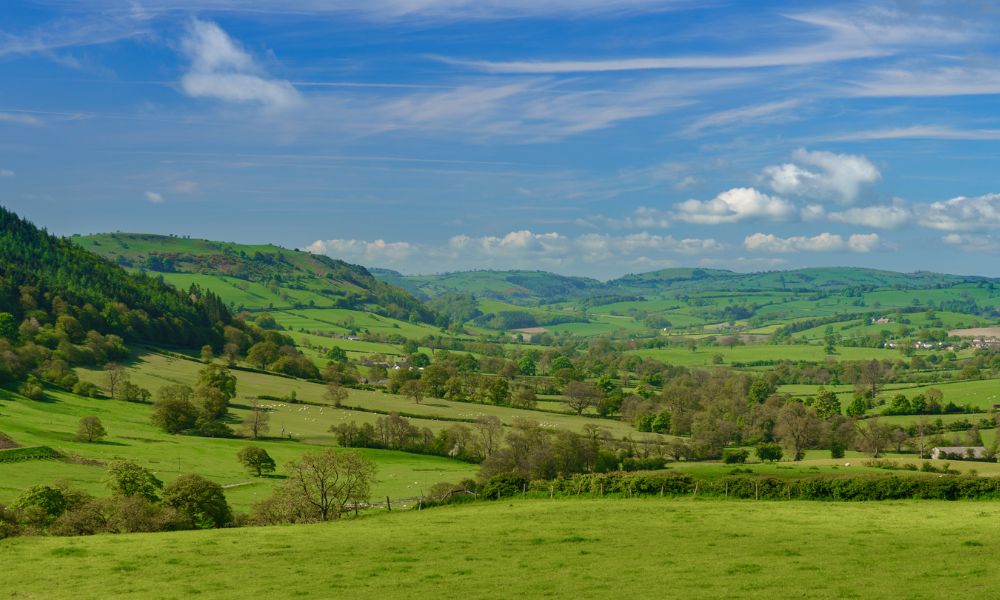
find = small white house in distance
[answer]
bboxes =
[930,446,988,460]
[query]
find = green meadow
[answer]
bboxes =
[3,498,998,599]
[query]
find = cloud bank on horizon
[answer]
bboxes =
[2,1,1000,277]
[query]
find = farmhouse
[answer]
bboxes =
[930,446,988,461]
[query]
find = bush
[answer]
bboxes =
[162,474,232,529]
[755,443,783,462]
[722,449,750,464]
[830,441,846,459]
[480,473,530,500]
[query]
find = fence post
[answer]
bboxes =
[386,496,391,512]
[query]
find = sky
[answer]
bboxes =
[3,1,1000,279]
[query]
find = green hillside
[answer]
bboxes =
[73,234,433,323]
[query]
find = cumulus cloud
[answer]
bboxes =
[763,148,880,205]
[306,238,417,263]
[180,20,300,110]
[916,193,1000,231]
[827,201,911,229]
[307,229,723,272]
[145,191,164,203]
[744,232,881,253]
[941,233,1000,253]
[673,187,795,225]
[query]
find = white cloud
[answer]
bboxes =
[577,206,671,229]
[827,201,911,229]
[917,194,1000,231]
[827,125,1000,142]
[307,229,723,272]
[306,238,417,263]
[941,233,1000,253]
[0,169,14,177]
[800,204,825,221]
[180,20,300,110]
[849,67,1000,98]
[370,76,733,140]
[744,232,881,253]
[674,187,795,225]
[762,149,880,205]
[145,191,164,203]
[0,112,43,126]
[681,99,801,136]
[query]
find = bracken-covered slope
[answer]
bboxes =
[73,233,434,323]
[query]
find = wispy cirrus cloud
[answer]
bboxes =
[848,66,1000,97]
[0,112,44,126]
[826,125,1000,142]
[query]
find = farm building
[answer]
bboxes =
[930,446,988,460]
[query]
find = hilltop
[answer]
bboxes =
[73,233,434,324]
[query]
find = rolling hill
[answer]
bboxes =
[73,234,434,324]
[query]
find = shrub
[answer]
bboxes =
[480,473,530,499]
[722,449,750,464]
[162,474,232,529]
[755,442,783,462]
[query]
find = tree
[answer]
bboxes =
[860,360,883,397]
[517,355,537,376]
[473,415,503,460]
[200,345,214,363]
[748,379,773,405]
[75,415,106,443]
[324,381,349,407]
[152,384,198,434]
[511,386,537,409]
[813,388,841,420]
[326,346,348,363]
[855,417,892,458]
[238,446,276,477]
[280,449,376,521]
[246,341,281,370]
[162,474,232,528]
[195,386,230,421]
[103,362,127,398]
[755,442,783,462]
[197,364,237,401]
[243,399,270,439]
[116,380,151,403]
[775,402,821,461]
[486,377,510,406]
[564,381,600,415]
[401,379,424,404]
[106,460,162,502]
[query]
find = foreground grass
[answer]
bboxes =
[2,498,998,599]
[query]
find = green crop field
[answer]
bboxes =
[3,498,999,599]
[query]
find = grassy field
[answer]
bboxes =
[0,385,477,511]
[3,497,999,599]
[628,343,905,366]
[77,352,656,439]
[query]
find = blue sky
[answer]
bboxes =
[3,1,1000,278]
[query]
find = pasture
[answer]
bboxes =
[3,498,998,599]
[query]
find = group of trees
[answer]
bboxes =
[1,460,231,538]
[331,413,502,463]
[150,364,238,437]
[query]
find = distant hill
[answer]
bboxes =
[74,234,434,323]
[371,269,602,305]
[381,266,996,304]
